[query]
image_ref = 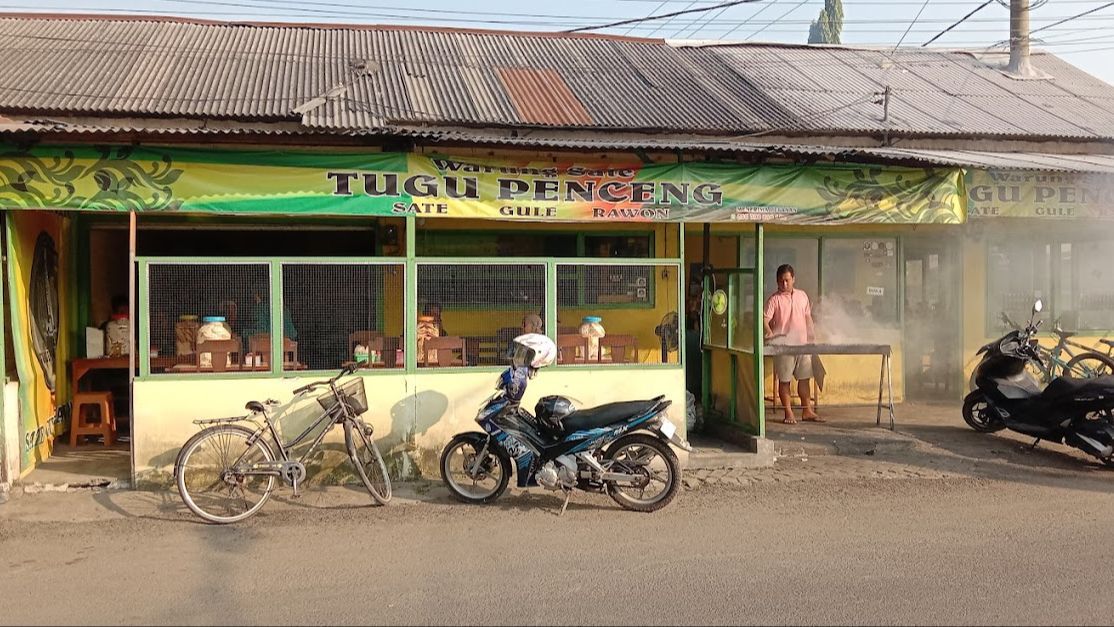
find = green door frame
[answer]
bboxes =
[699,223,765,436]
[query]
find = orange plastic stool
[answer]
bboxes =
[70,391,116,447]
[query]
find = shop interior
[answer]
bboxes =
[29,217,685,486]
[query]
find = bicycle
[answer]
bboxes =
[174,364,391,524]
[1000,312,1114,383]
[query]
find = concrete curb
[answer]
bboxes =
[700,422,777,467]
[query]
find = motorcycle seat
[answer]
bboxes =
[562,396,665,433]
[1042,375,1114,400]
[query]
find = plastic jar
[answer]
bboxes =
[104,313,130,357]
[175,315,200,356]
[579,315,606,361]
[197,315,232,368]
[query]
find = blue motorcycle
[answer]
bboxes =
[439,334,691,513]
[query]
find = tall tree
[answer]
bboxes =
[808,0,844,44]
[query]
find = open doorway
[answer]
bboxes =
[26,215,395,487]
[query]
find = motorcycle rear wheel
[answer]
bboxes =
[963,393,1006,433]
[602,434,680,513]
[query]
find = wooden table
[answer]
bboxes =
[71,356,180,390]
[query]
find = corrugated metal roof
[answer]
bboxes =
[3,114,1113,173]
[497,67,591,125]
[0,15,1111,141]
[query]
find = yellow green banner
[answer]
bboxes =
[968,169,1114,219]
[5,211,70,474]
[0,146,965,224]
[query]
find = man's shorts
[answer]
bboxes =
[774,354,813,383]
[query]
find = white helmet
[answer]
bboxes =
[511,333,557,369]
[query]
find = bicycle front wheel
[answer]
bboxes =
[345,420,392,505]
[176,424,276,524]
[1065,352,1114,379]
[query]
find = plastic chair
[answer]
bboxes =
[557,334,588,364]
[421,336,466,367]
[70,391,116,446]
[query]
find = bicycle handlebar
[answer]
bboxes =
[292,364,358,396]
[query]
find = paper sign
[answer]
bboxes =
[866,286,885,296]
[85,327,104,358]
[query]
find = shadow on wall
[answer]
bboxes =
[136,388,453,489]
[384,389,449,481]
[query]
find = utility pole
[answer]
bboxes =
[1007,0,1034,77]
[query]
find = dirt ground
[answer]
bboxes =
[4,401,1114,625]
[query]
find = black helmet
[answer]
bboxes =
[535,395,576,435]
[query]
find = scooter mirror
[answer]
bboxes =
[1033,299,1043,314]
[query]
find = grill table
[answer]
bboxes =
[764,343,895,429]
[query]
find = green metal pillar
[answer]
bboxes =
[404,216,417,372]
[728,273,737,423]
[269,260,283,373]
[700,224,712,420]
[753,223,765,438]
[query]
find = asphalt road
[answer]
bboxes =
[5,467,1114,626]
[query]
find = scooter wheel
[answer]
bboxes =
[963,393,1006,433]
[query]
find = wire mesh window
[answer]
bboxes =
[146,263,270,374]
[556,263,680,366]
[282,263,405,372]
[417,263,545,368]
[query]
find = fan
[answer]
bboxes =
[655,312,680,363]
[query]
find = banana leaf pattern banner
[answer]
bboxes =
[0,146,966,224]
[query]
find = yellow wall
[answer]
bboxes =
[132,368,688,488]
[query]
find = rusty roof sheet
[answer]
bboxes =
[0,15,1111,141]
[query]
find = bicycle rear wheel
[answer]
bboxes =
[345,419,392,505]
[1065,352,1114,379]
[176,424,276,524]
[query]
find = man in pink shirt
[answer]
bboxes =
[763,264,822,424]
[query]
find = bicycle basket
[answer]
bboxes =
[317,377,369,417]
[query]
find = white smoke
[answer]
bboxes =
[812,292,901,346]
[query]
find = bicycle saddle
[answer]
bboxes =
[245,401,266,413]
[1101,339,1114,348]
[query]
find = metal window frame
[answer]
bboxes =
[139,258,278,381]
[137,241,687,378]
[277,259,407,375]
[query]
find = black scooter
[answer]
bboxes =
[964,299,1114,466]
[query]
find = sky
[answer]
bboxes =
[13,0,1114,84]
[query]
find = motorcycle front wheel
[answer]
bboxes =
[440,434,511,504]
[963,393,1006,433]
[602,434,681,513]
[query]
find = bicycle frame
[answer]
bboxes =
[218,379,360,481]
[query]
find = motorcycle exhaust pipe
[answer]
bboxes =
[1065,431,1114,460]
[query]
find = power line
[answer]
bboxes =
[719,0,779,39]
[921,0,997,47]
[673,3,732,39]
[1031,1,1114,36]
[625,1,668,35]
[893,0,932,49]
[566,0,765,33]
[745,0,808,40]
[645,1,698,37]
[0,6,1112,30]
